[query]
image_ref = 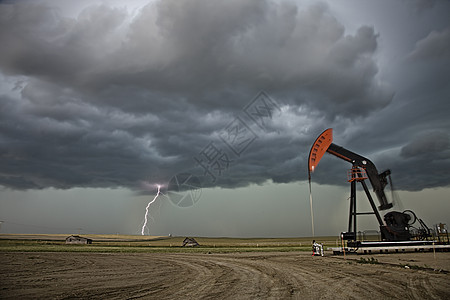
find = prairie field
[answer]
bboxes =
[1,234,449,299]
[0,234,339,253]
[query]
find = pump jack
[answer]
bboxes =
[308,129,432,244]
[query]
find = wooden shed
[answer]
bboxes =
[182,237,199,247]
[65,235,92,244]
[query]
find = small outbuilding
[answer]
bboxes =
[182,237,199,247]
[65,235,92,244]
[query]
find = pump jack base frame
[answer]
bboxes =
[330,240,450,255]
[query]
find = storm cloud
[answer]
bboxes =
[0,0,449,192]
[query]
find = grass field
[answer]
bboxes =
[0,234,340,253]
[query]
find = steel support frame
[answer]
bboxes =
[347,179,385,240]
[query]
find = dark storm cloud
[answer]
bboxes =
[408,27,450,61]
[0,0,448,192]
[401,131,450,159]
[413,0,437,13]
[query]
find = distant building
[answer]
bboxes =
[65,235,92,244]
[182,237,199,247]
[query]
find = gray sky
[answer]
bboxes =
[0,0,449,237]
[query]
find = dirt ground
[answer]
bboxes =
[1,251,449,299]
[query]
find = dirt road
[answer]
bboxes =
[1,251,449,299]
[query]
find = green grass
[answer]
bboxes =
[0,242,306,254]
[0,235,340,253]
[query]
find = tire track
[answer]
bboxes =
[1,252,449,299]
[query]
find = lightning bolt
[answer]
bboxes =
[141,184,163,235]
